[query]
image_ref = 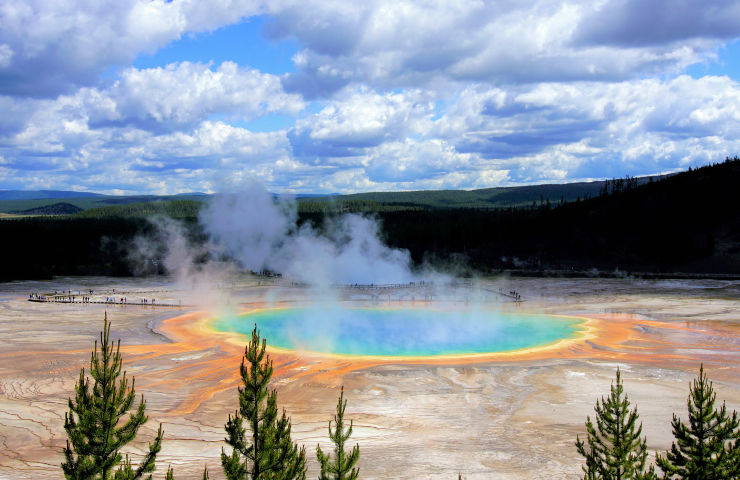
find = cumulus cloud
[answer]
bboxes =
[5,0,733,99]
[3,74,740,193]
[0,55,304,191]
[0,0,262,97]
[84,62,304,130]
[362,139,474,183]
[430,75,740,165]
[0,44,12,68]
[267,0,737,95]
[0,0,740,98]
[2,1,740,194]
[575,0,740,47]
[424,84,608,164]
[135,121,291,164]
[289,89,433,158]
[0,110,295,193]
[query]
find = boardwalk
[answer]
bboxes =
[26,278,522,307]
[481,287,524,302]
[28,293,194,308]
[338,280,473,290]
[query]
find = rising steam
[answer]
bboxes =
[129,215,237,309]
[198,180,416,286]
[128,180,511,353]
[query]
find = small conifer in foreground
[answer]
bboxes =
[221,324,306,480]
[164,465,209,479]
[317,386,360,480]
[576,368,656,480]
[656,364,740,479]
[62,313,164,480]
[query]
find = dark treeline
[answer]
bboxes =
[73,199,203,219]
[0,216,203,281]
[2,157,739,281]
[1,217,145,280]
[372,156,740,274]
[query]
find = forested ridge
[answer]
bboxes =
[1,157,738,281]
[377,157,740,274]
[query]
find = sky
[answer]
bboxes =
[1,1,740,195]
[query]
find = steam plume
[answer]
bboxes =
[199,180,416,286]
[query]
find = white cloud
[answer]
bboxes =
[86,62,304,129]
[0,0,263,97]
[0,44,12,67]
[270,0,739,96]
[362,138,475,183]
[4,74,740,193]
[429,75,740,177]
[574,0,740,47]
[3,0,738,100]
[0,60,302,163]
[2,1,740,194]
[138,120,290,161]
[290,89,433,157]
[0,80,298,193]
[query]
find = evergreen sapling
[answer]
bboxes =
[576,368,656,480]
[221,324,306,480]
[317,386,360,480]
[656,364,740,479]
[62,313,164,480]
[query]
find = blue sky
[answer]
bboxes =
[133,16,299,76]
[1,0,740,195]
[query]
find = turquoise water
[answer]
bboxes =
[211,307,583,357]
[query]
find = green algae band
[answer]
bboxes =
[212,307,583,357]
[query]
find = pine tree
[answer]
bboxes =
[164,465,209,479]
[656,364,740,479]
[62,313,164,480]
[576,368,656,480]
[221,324,307,480]
[317,386,360,480]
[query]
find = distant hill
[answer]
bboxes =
[297,176,669,212]
[73,200,202,219]
[295,193,339,198]
[373,157,740,275]
[16,202,83,215]
[1,160,737,281]
[0,193,211,215]
[0,190,102,200]
[0,176,669,215]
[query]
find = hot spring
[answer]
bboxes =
[211,305,586,357]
